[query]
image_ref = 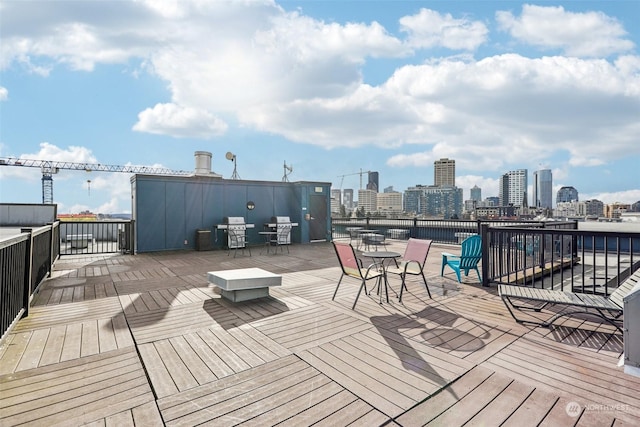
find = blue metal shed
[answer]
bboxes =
[131,174,331,253]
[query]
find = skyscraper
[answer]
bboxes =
[499,169,528,207]
[366,171,379,192]
[533,169,553,209]
[330,189,342,214]
[434,158,455,187]
[470,185,482,201]
[343,189,354,210]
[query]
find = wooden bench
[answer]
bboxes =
[207,268,282,302]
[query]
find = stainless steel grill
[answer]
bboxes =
[216,217,255,249]
[265,216,298,245]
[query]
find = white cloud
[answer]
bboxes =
[0,86,7,100]
[400,8,488,50]
[1,0,638,181]
[496,4,634,57]
[582,189,640,205]
[133,103,228,139]
[0,142,99,181]
[386,151,434,168]
[456,175,500,200]
[241,53,640,172]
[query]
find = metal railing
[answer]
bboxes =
[331,217,553,244]
[59,220,134,255]
[331,217,640,296]
[0,222,59,341]
[481,222,639,296]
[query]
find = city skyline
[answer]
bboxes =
[1,1,639,214]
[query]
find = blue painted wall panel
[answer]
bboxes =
[166,181,186,249]
[133,174,331,253]
[136,179,166,252]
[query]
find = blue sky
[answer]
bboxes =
[1,1,639,214]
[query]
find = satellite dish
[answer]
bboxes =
[225,152,235,161]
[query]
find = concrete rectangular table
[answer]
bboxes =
[207,268,282,302]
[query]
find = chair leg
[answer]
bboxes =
[332,275,344,300]
[421,271,432,299]
[398,277,407,302]
[352,279,366,310]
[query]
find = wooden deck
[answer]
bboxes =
[1,240,638,426]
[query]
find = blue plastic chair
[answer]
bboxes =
[441,235,482,282]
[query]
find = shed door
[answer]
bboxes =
[309,195,327,241]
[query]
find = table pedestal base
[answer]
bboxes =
[221,287,270,302]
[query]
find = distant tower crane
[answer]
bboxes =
[0,157,192,204]
[337,169,373,190]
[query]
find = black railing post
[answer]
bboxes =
[20,228,33,318]
[47,222,54,277]
[480,223,489,286]
[130,220,136,254]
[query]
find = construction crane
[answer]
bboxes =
[0,157,192,204]
[337,169,372,190]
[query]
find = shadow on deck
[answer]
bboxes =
[1,240,638,426]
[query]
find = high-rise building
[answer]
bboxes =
[557,186,578,204]
[499,169,528,207]
[434,158,455,187]
[358,189,377,214]
[584,199,604,217]
[403,186,425,215]
[366,172,379,192]
[403,185,462,218]
[486,196,500,206]
[470,185,482,201]
[343,189,354,210]
[376,191,403,215]
[330,189,342,214]
[533,169,553,209]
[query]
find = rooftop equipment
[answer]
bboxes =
[216,217,255,256]
[264,216,298,245]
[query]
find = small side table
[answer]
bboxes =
[361,251,401,304]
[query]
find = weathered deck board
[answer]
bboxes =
[0,347,156,427]
[482,331,640,424]
[1,243,634,426]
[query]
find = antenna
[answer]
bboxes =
[282,161,293,182]
[226,152,240,180]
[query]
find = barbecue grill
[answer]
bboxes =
[264,216,298,245]
[216,217,255,250]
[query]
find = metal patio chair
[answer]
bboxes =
[270,227,291,253]
[227,228,251,257]
[332,241,383,309]
[386,238,433,302]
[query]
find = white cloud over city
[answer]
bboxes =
[1,1,638,211]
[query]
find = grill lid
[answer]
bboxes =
[271,216,291,223]
[224,216,246,225]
